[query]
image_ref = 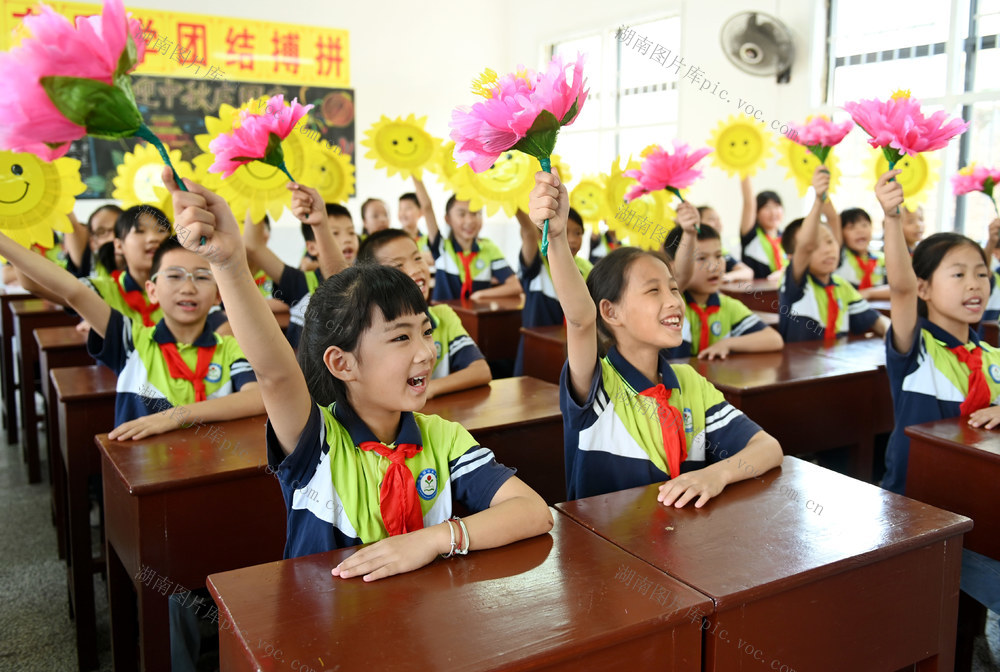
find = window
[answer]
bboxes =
[828,0,1000,236]
[548,17,682,181]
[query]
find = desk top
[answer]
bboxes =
[784,334,887,370]
[208,510,711,672]
[51,364,118,402]
[10,298,66,316]
[556,456,971,609]
[678,347,879,392]
[720,279,780,294]
[905,418,1000,461]
[519,324,566,344]
[35,325,88,350]
[435,296,525,315]
[97,414,269,495]
[422,376,561,433]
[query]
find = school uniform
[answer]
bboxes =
[513,249,593,375]
[82,269,163,327]
[723,252,741,274]
[561,345,763,500]
[65,246,110,280]
[589,232,618,265]
[837,248,887,290]
[428,233,514,301]
[740,224,786,279]
[428,304,484,378]
[778,265,880,342]
[274,264,324,349]
[982,271,1000,326]
[253,269,276,300]
[883,318,1000,494]
[265,399,515,559]
[664,291,767,358]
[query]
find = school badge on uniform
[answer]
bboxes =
[205,363,223,384]
[711,321,722,336]
[989,364,1000,384]
[417,468,437,500]
[475,259,486,271]
[683,408,693,433]
[435,341,442,359]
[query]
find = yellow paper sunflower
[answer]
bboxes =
[193,96,311,224]
[300,140,355,205]
[707,114,774,178]
[570,175,610,233]
[776,136,843,197]
[0,151,85,249]
[604,156,673,250]
[515,154,571,214]
[867,149,939,210]
[112,142,193,222]
[361,114,437,180]
[454,148,538,217]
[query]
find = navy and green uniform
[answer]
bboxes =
[778,265,880,342]
[81,270,163,326]
[589,232,617,265]
[428,233,514,301]
[561,346,763,499]
[664,291,767,358]
[265,400,515,558]
[428,304,484,378]
[253,269,276,300]
[87,309,256,425]
[65,246,110,280]
[983,271,1000,327]
[514,249,593,375]
[836,248,886,290]
[740,224,786,278]
[884,318,1000,493]
[723,251,742,274]
[274,265,324,349]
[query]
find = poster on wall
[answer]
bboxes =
[1,2,355,198]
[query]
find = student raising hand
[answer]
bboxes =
[163,166,244,273]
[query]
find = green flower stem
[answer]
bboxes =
[539,157,552,257]
[133,124,206,245]
[276,160,296,183]
[666,186,697,233]
[887,157,900,215]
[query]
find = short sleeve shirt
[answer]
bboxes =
[740,224,786,279]
[428,304,485,378]
[778,265,879,342]
[431,235,514,301]
[664,291,767,358]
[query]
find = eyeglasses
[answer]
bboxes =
[151,267,216,287]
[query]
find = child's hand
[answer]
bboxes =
[811,164,830,199]
[657,468,727,508]
[108,410,181,441]
[875,169,904,216]
[527,171,569,239]
[676,201,699,233]
[988,218,1000,245]
[289,183,327,228]
[968,406,1000,429]
[697,341,732,360]
[164,167,244,270]
[75,320,92,334]
[331,525,446,581]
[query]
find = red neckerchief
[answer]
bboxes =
[457,251,478,300]
[823,285,839,340]
[688,301,721,352]
[766,234,784,271]
[112,269,158,327]
[158,341,217,402]
[949,344,991,416]
[639,383,688,479]
[358,441,424,536]
[854,251,878,290]
[254,273,268,287]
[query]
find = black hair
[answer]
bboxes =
[356,229,415,266]
[260,214,271,231]
[399,192,420,207]
[587,246,669,347]
[913,233,989,318]
[756,191,782,213]
[696,205,714,218]
[116,205,170,240]
[150,238,190,277]
[303,204,354,242]
[361,198,385,221]
[841,208,872,229]
[297,265,428,407]
[445,194,459,216]
[662,224,720,261]
[781,218,805,256]
[301,222,314,243]
[566,207,584,233]
[94,241,118,274]
[87,205,123,234]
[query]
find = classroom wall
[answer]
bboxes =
[76,0,827,266]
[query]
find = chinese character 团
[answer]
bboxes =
[176,23,207,66]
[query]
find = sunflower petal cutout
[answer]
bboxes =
[362,114,436,181]
[193,96,310,224]
[776,136,842,198]
[300,139,355,205]
[570,175,609,234]
[867,149,939,210]
[707,114,774,179]
[112,141,193,222]
[0,150,85,250]
[604,155,674,250]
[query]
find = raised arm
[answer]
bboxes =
[983,217,1000,263]
[242,212,287,282]
[668,202,700,290]
[413,177,439,244]
[740,176,756,236]
[517,209,540,268]
[528,172,597,403]
[821,187,842,246]
[876,169,918,354]
[289,183,348,279]
[0,233,110,335]
[790,168,830,286]
[165,169,311,454]
[63,211,90,270]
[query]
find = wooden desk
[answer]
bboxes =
[208,510,712,672]
[12,299,77,482]
[423,376,565,504]
[869,299,891,317]
[36,326,91,561]
[52,365,117,671]
[906,418,1000,562]
[0,288,34,444]
[720,279,779,314]
[99,415,286,672]
[557,456,972,672]
[682,348,880,480]
[436,296,524,363]
[519,324,566,385]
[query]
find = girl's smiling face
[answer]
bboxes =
[117,212,170,275]
[363,200,390,235]
[604,255,685,351]
[374,236,431,300]
[919,243,990,328]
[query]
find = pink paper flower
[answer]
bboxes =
[843,92,969,164]
[785,116,853,159]
[623,141,712,202]
[951,163,1000,196]
[0,0,147,160]
[208,95,313,180]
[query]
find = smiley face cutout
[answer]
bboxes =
[362,114,436,180]
[708,115,774,178]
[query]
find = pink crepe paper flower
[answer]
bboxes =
[0,0,148,160]
[952,163,1000,217]
[208,95,313,180]
[623,141,712,202]
[784,116,854,163]
[843,91,969,168]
